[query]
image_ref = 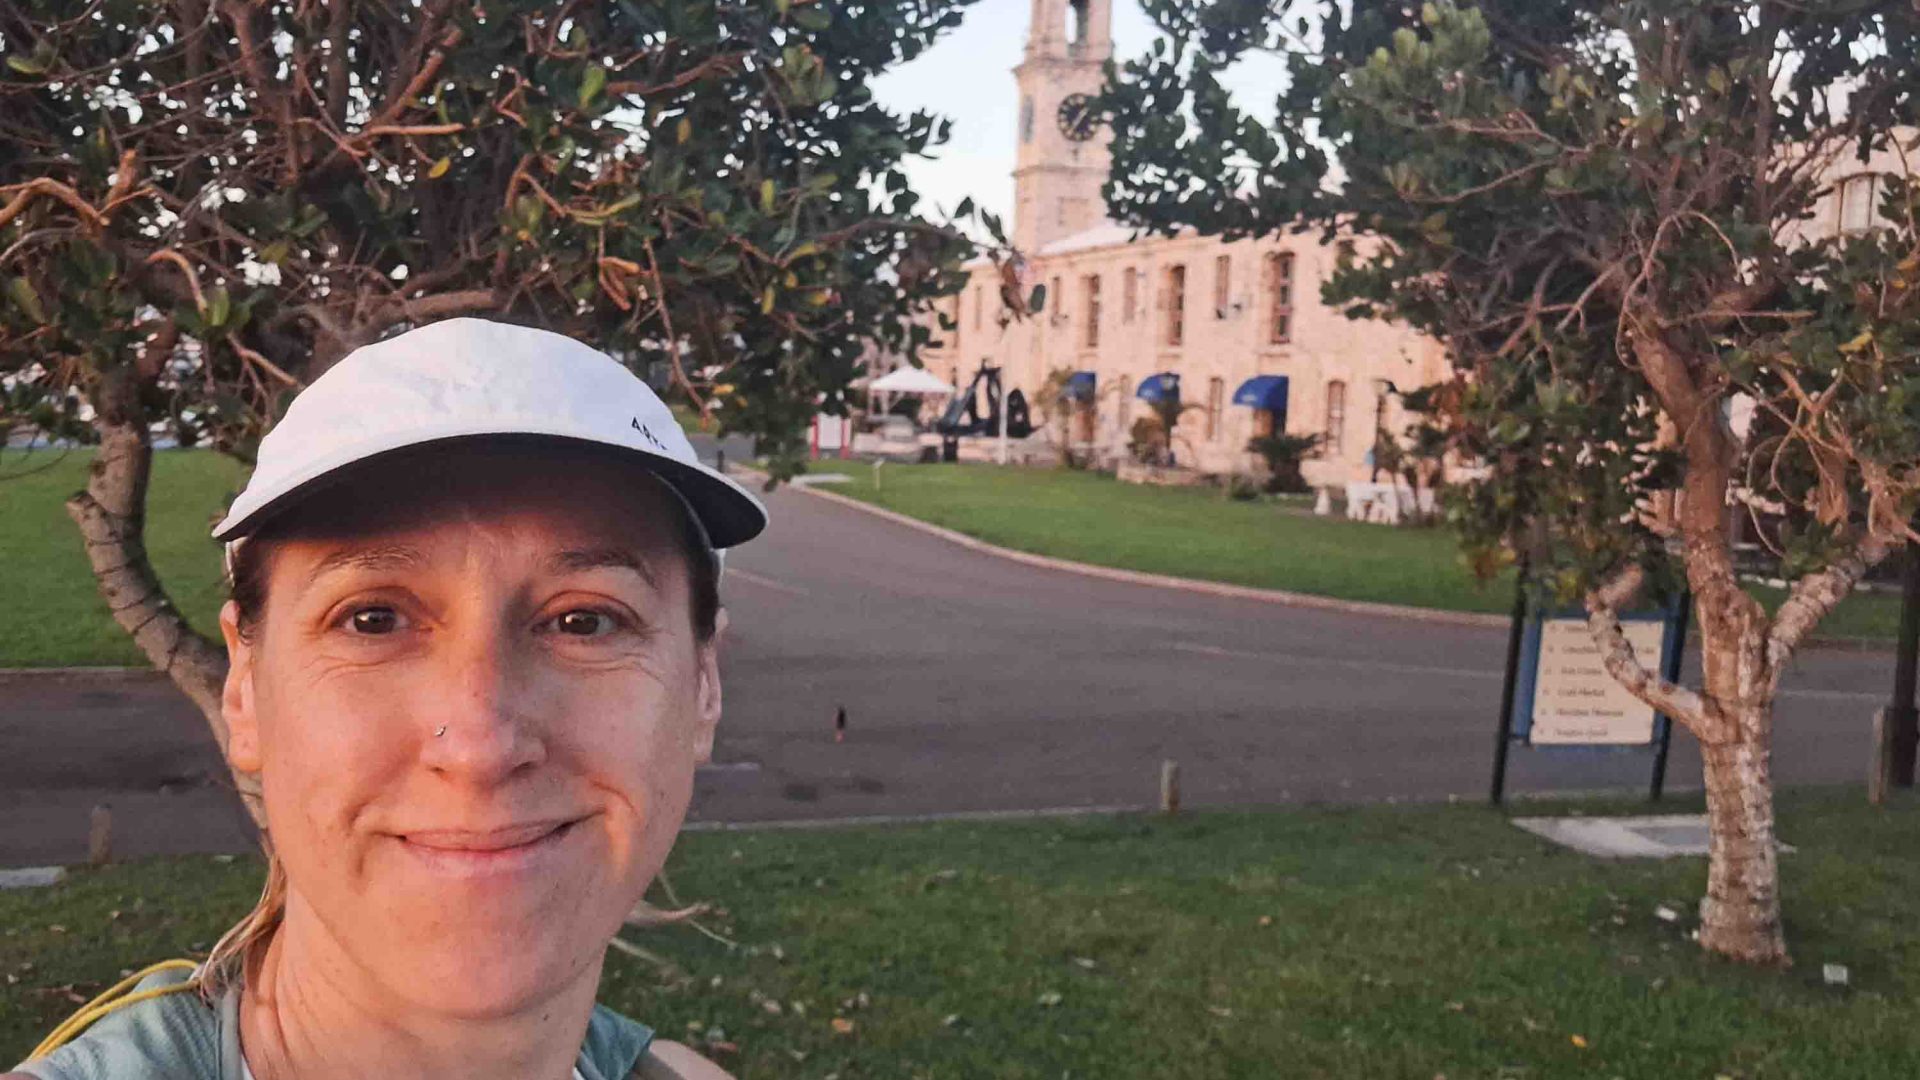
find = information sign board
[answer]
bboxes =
[1510,611,1682,747]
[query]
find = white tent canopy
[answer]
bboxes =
[868,365,955,395]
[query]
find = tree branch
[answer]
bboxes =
[1585,562,1709,736]
[1767,531,1896,673]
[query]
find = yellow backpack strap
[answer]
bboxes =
[28,959,204,1062]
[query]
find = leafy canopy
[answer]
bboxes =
[1103,0,1920,600]
[0,0,981,476]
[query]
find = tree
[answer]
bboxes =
[1246,431,1321,494]
[1104,0,1920,964]
[0,0,980,819]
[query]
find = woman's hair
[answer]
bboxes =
[194,470,721,1004]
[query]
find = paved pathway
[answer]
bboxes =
[0,473,1894,865]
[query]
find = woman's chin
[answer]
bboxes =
[388,946,588,1019]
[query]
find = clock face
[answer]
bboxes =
[1056,93,1098,142]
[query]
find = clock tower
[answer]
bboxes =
[1012,0,1113,253]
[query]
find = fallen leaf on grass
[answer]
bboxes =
[831,1017,856,1035]
[1037,991,1063,1007]
[1570,1035,1589,1049]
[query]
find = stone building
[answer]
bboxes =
[921,0,1448,483]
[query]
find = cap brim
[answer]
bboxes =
[211,431,767,549]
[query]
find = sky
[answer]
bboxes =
[868,0,1291,227]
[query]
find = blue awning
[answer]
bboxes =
[1064,371,1096,402]
[1233,375,1290,414]
[1135,372,1180,402]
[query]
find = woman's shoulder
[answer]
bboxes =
[583,1000,732,1080]
[9,963,218,1080]
[630,1040,735,1080]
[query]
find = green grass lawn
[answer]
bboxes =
[0,448,244,668]
[5,791,1919,1077]
[809,461,1901,642]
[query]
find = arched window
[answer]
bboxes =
[1066,0,1090,50]
[1020,96,1035,144]
[1122,267,1138,323]
[1325,380,1347,456]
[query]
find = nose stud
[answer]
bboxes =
[433,725,447,738]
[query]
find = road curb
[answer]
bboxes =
[746,467,1506,630]
[740,465,1896,651]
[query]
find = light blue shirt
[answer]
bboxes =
[16,965,652,1080]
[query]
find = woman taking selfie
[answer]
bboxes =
[12,318,761,1080]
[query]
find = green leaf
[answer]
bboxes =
[760,178,776,214]
[205,286,231,329]
[6,53,46,76]
[7,276,48,324]
[428,156,451,180]
[579,64,608,108]
[792,5,832,31]
[676,117,692,144]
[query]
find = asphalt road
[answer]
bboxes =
[0,466,1894,866]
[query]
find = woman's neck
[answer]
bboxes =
[237,897,600,1080]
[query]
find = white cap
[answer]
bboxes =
[211,318,767,570]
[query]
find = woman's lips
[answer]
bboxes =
[395,818,581,876]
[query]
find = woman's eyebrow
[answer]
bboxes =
[304,543,426,586]
[546,547,659,589]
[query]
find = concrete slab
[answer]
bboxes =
[1512,814,1797,858]
[0,866,67,889]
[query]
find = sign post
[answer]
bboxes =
[1490,564,1529,806]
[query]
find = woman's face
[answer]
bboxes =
[218,444,724,1018]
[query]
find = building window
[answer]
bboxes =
[1325,379,1347,456]
[1122,267,1138,323]
[1084,274,1101,348]
[1067,0,1090,51]
[1214,255,1232,315]
[1165,264,1186,346]
[1268,253,1295,344]
[1206,376,1224,441]
[1050,275,1063,328]
[1839,173,1880,234]
[1020,96,1034,144]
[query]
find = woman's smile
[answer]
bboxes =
[391,815,591,880]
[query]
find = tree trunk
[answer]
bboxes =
[1698,731,1787,963]
[64,363,264,827]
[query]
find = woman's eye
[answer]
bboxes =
[550,609,621,637]
[343,606,406,635]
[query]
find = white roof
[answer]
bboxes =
[868,365,956,395]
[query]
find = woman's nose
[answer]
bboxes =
[419,622,547,785]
